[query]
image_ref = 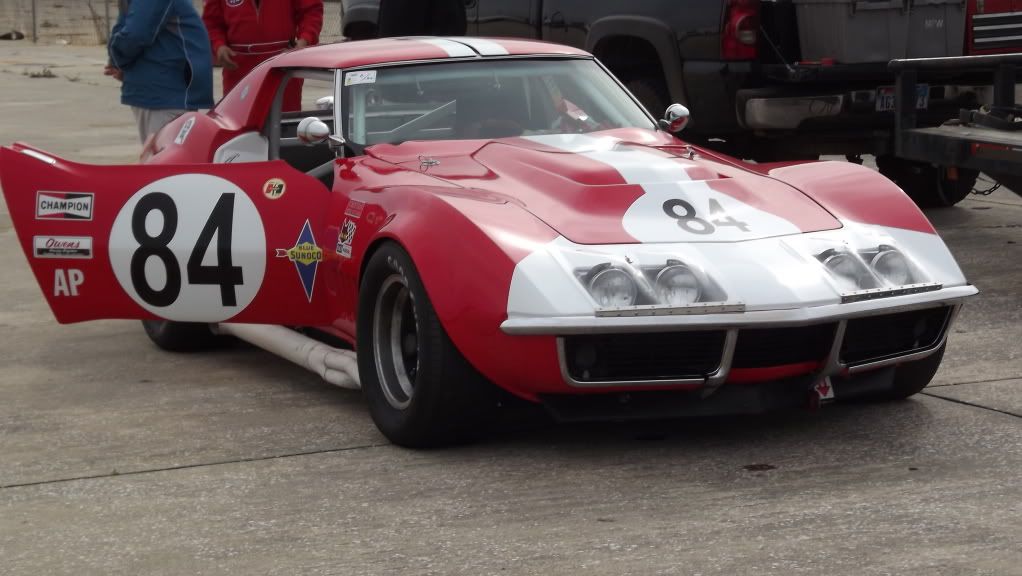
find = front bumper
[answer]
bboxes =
[501,285,972,392]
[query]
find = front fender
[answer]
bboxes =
[356,186,563,396]
[768,160,936,235]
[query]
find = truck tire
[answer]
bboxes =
[876,156,978,207]
[625,78,669,119]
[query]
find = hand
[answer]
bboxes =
[293,38,308,50]
[103,65,123,81]
[216,45,238,70]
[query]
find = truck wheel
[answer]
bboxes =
[625,78,669,119]
[876,156,977,207]
[141,320,220,352]
[357,242,495,448]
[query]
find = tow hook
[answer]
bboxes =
[807,376,836,411]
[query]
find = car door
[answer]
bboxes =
[0,144,337,326]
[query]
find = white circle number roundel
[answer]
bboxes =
[110,174,266,322]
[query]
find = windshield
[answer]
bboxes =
[341,58,656,147]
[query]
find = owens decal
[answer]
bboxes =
[36,192,94,221]
[34,236,93,259]
[276,220,322,301]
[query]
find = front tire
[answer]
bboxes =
[357,242,494,448]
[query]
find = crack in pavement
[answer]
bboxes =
[928,376,1022,388]
[0,442,391,491]
[921,391,1022,420]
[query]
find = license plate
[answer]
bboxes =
[876,84,930,112]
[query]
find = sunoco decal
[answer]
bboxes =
[276,220,322,301]
[36,192,94,221]
[34,236,92,259]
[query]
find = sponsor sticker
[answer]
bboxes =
[336,218,356,258]
[36,191,93,221]
[174,117,196,145]
[813,377,835,402]
[53,269,84,297]
[344,199,365,219]
[34,236,92,259]
[344,70,377,86]
[276,220,322,301]
[263,178,286,200]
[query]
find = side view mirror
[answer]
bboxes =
[297,117,331,146]
[659,104,690,133]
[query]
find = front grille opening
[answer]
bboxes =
[732,323,837,368]
[841,307,951,365]
[562,331,726,383]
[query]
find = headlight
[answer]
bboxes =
[871,248,912,286]
[822,251,874,292]
[654,264,701,305]
[587,267,638,307]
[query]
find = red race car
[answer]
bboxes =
[1,38,977,447]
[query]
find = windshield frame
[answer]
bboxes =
[335,55,661,156]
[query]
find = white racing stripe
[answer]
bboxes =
[449,37,510,56]
[525,134,802,243]
[416,37,477,58]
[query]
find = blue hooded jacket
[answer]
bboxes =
[109,0,214,110]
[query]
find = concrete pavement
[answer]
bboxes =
[1,43,1020,576]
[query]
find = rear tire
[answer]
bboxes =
[141,320,220,352]
[357,242,495,448]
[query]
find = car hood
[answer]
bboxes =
[366,130,842,244]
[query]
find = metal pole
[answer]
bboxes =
[31,0,37,43]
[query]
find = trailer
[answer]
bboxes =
[889,52,1022,199]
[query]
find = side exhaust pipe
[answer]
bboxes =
[215,324,361,390]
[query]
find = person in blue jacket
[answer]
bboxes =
[105,0,214,143]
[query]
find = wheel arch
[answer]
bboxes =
[352,190,562,396]
[587,16,687,107]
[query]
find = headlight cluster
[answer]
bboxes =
[579,260,704,307]
[818,245,916,291]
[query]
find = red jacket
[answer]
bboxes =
[203,0,323,107]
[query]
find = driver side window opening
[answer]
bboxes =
[269,69,338,175]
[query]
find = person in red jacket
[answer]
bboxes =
[202,0,323,111]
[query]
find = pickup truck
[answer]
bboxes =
[340,0,1018,205]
